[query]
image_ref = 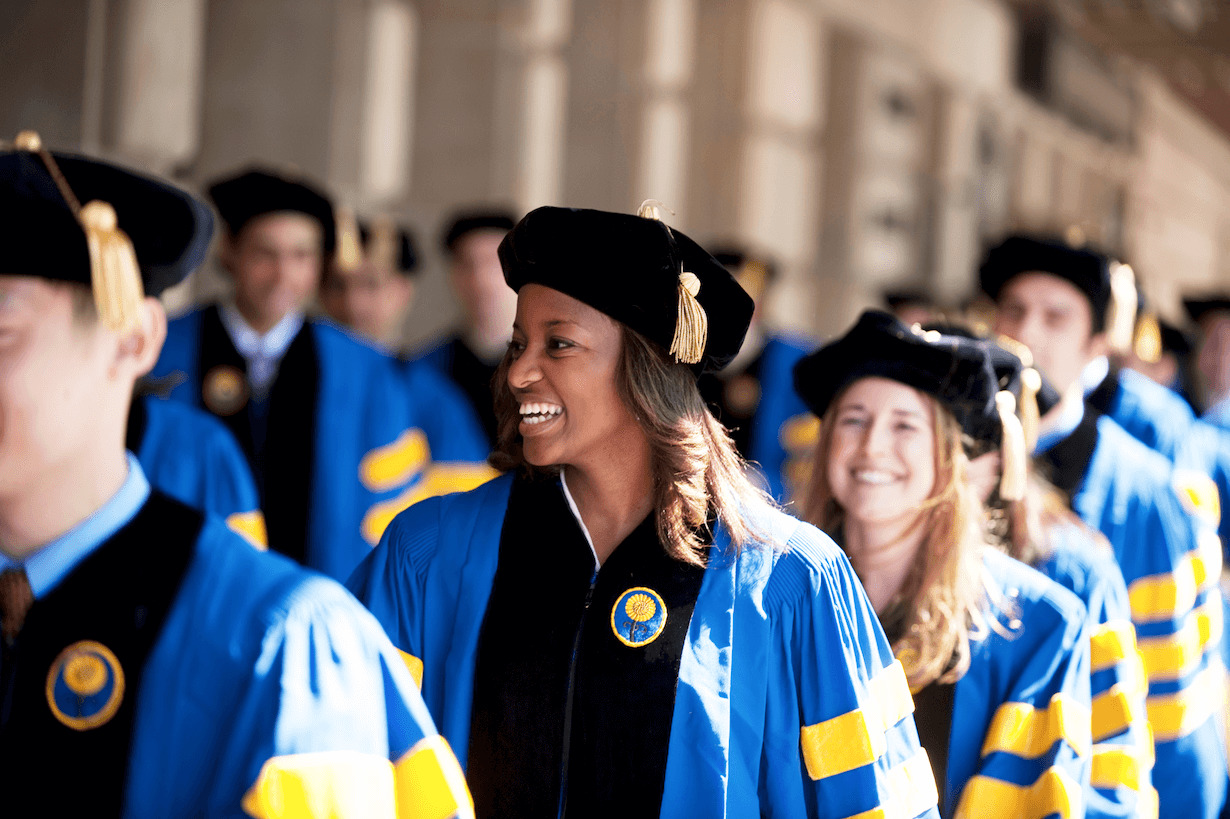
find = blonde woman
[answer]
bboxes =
[793,310,1092,818]
[349,207,939,818]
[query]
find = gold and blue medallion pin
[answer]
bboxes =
[611,587,667,648]
[203,365,248,417]
[46,640,125,730]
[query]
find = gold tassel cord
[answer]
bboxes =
[14,130,144,332]
[1105,262,1138,355]
[1018,367,1042,452]
[1134,311,1163,364]
[636,199,675,222]
[996,391,1027,502]
[669,270,708,365]
[335,206,363,272]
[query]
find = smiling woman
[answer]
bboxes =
[348,206,941,818]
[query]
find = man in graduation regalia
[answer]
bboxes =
[1184,295,1230,429]
[696,246,814,503]
[0,133,472,817]
[408,209,519,448]
[981,234,1228,819]
[148,169,469,581]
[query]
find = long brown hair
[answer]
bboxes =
[800,386,992,690]
[489,325,776,565]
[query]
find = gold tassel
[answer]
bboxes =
[637,199,673,222]
[335,206,362,272]
[1018,367,1042,451]
[1105,262,1137,355]
[1134,310,1162,364]
[669,270,708,365]
[368,214,399,272]
[996,390,1027,502]
[15,130,144,332]
[80,201,146,332]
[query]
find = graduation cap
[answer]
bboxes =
[882,288,933,312]
[793,311,1031,499]
[1183,295,1230,325]
[333,211,418,277]
[980,235,1138,352]
[709,245,778,303]
[441,208,516,253]
[1,130,214,331]
[498,203,754,374]
[207,168,336,254]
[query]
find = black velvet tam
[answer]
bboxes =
[792,310,998,438]
[980,235,1111,331]
[1183,295,1230,325]
[359,220,417,276]
[499,206,755,374]
[0,147,214,297]
[207,168,336,254]
[441,209,516,252]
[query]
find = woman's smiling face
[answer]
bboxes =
[506,283,643,469]
[825,376,938,530]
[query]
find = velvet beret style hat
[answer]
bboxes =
[207,168,336,254]
[980,235,1113,331]
[441,209,516,252]
[0,138,214,298]
[792,310,999,438]
[498,205,755,374]
[1183,295,1230,324]
[359,219,418,276]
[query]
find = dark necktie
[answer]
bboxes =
[0,568,33,646]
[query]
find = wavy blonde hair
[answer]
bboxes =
[489,326,776,565]
[800,388,993,690]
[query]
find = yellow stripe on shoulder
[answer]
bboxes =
[359,428,430,492]
[393,735,474,819]
[1092,679,1147,743]
[980,693,1091,760]
[1129,534,1222,624]
[398,649,424,689]
[1091,742,1154,792]
[242,750,396,818]
[1090,620,1137,673]
[954,768,1082,819]
[226,510,268,550]
[837,750,938,819]
[360,463,502,545]
[800,660,914,780]
[1173,469,1221,526]
[1147,662,1223,743]
[1137,597,1223,682]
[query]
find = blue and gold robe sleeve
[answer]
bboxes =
[747,334,814,502]
[1037,524,1155,819]
[132,394,266,547]
[1075,418,1228,819]
[124,518,472,818]
[948,550,1093,819]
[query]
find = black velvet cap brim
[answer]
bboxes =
[792,310,998,438]
[0,149,214,296]
[499,206,754,374]
[442,211,516,252]
[980,236,1111,331]
[1183,296,1230,324]
[358,221,417,275]
[208,168,335,254]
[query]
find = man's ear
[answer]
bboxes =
[116,297,168,379]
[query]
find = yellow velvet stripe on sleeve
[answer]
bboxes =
[1147,661,1224,743]
[1128,533,1221,625]
[800,660,914,780]
[953,768,1082,819]
[392,735,475,819]
[1089,620,1137,673]
[1092,679,1148,743]
[397,649,424,689]
[226,511,268,550]
[1173,469,1221,527]
[242,751,399,818]
[1137,597,1223,682]
[979,693,1092,760]
[838,750,938,819]
[360,464,502,545]
[359,429,431,492]
[1091,742,1154,792]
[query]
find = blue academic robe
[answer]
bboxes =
[348,473,940,818]
[1033,522,1155,818]
[747,334,816,503]
[1088,366,1230,548]
[150,306,487,581]
[1039,413,1228,818]
[935,549,1093,818]
[128,393,266,546]
[3,491,470,818]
